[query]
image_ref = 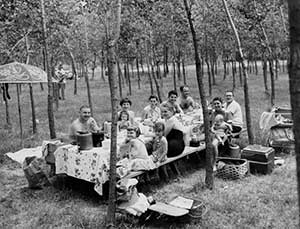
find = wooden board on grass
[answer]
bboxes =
[148,202,189,217]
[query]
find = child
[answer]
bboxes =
[118,110,131,131]
[118,98,135,124]
[118,126,155,171]
[150,122,168,164]
[211,114,232,170]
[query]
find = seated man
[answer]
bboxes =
[178,85,198,113]
[161,90,183,115]
[69,105,101,141]
[224,90,243,134]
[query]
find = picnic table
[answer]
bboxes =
[54,111,206,195]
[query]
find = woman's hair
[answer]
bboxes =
[148,95,158,101]
[118,110,129,121]
[153,122,165,132]
[212,97,223,104]
[120,97,132,106]
[168,90,178,98]
[127,125,141,137]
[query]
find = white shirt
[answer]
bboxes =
[225,100,243,127]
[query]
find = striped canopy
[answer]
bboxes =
[0,62,54,83]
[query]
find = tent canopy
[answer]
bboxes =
[0,62,56,83]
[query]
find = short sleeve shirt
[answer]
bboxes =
[225,100,243,127]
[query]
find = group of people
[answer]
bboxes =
[68,86,243,172]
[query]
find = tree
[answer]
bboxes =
[287,0,300,220]
[183,0,214,189]
[222,0,254,144]
[104,0,122,227]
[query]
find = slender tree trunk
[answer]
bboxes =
[269,60,275,106]
[146,56,154,95]
[84,63,93,116]
[222,0,254,144]
[182,57,187,85]
[3,86,11,128]
[184,0,214,189]
[275,58,279,80]
[263,55,269,93]
[150,60,162,102]
[223,59,227,80]
[255,59,258,75]
[231,59,236,91]
[210,58,216,85]
[25,35,37,134]
[101,49,105,82]
[287,0,300,220]
[41,0,55,139]
[136,43,141,89]
[239,61,243,86]
[117,60,123,98]
[176,50,181,81]
[16,85,23,142]
[172,60,177,91]
[106,0,122,226]
[164,45,169,75]
[205,58,212,96]
[91,52,97,80]
[126,60,131,95]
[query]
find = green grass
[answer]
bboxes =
[0,64,298,228]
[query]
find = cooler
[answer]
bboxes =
[241,145,275,174]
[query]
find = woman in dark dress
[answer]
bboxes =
[161,103,186,157]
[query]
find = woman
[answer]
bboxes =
[161,103,186,157]
[210,97,231,125]
[141,95,161,126]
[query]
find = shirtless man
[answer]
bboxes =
[178,85,198,113]
[69,105,101,141]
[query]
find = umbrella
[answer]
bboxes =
[0,62,56,143]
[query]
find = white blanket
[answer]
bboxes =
[6,146,43,165]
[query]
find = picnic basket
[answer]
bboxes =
[216,157,248,179]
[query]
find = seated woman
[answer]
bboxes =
[161,90,184,115]
[209,97,230,125]
[118,97,135,124]
[141,95,161,126]
[118,126,155,171]
[161,103,187,157]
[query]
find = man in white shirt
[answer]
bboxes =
[225,91,243,134]
[69,105,101,141]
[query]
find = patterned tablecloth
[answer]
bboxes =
[54,144,111,195]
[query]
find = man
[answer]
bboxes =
[69,105,101,141]
[161,90,183,114]
[224,90,243,133]
[55,64,67,100]
[178,85,198,113]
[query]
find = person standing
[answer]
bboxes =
[224,91,243,134]
[69,105,101,141]
[55,63,67,100]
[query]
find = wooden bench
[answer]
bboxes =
[124,142,206,180]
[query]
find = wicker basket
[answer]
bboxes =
[216,157,248,180]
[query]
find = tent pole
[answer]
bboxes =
[16,84,23,145]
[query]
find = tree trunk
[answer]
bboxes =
[254,60,258,75]
[275,58,279,80]
[263,55,269,93]
[101,49,105,82]
[184,0,214,189]
[84,63,93,116]
[269,60,275,106]
[222,0,254,144]
[91,52,97,80]
[223,59,227,80]
[287,0,300,220]
[106,0,122,227]
[210,58,216,85]
[146,56,154,95]
[231,59,236,91]
[41,0,55,139]
[117,60,123,98]
[239,61,243,86]
[164,45,169,76]
[182,57,187,85]
[126,60,131,95]
[3,86,11,128]
[150,61,162,102]
[172,60,177,91]
[205,58,212,96]
[136,44,141,89]
[176,50,181,81]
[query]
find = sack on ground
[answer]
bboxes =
[23,156,51,188]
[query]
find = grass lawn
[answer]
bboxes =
[0,64,298,228]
